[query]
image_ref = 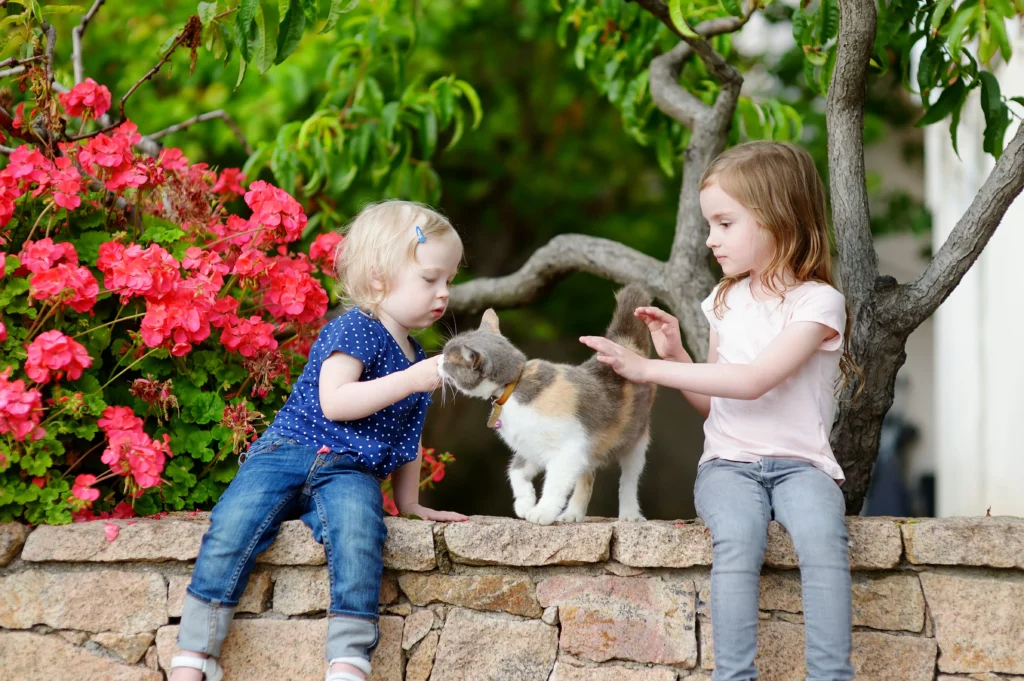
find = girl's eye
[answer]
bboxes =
[720,223,731,229]
[423,277,437,284]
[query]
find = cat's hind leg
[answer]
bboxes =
[509,455,542,519]
[617,431,649,521]
[556,469,595,523]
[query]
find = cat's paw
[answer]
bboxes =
[513,498,536,519]
[525,504,560,525]
[556,508,586,523]
[618,509,646,522]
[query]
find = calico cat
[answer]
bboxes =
[439,285,656,525]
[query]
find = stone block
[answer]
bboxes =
[398,572,542,617]
[0,630,162,681]
[443,516,612,566]
[903,518,1024,569]
[167,572,271,617]
[428,608,557,681]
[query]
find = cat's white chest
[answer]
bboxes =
[493,398,584,464]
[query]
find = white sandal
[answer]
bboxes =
[170,655,224,681]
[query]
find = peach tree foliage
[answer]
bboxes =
[0,1,475,524]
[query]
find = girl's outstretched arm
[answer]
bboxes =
[581,321,837,400]
[392,442,469,522]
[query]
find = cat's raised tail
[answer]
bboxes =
[605,284,653,357]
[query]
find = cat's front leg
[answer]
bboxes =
[526,451,588,525]
[508,455,541,519]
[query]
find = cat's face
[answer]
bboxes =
[439,309,527,400]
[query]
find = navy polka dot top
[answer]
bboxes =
[265,307,431,478]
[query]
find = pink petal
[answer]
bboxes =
[104,522,119,541]
[317,445,330,454]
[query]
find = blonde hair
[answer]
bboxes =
[700,141,862,397]
[334,200,461,311]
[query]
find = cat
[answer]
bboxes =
[438,284,656,525]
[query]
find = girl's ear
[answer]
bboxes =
[369,267,385,292]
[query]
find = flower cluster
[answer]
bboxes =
[0,75,454,526]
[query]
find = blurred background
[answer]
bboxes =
[41,0,1024,520]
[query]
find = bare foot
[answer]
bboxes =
[328,661,367,680]
[169,651,208,681]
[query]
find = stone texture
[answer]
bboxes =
[605,560,645,576]
[21,517,208,562]
[144,645,159,671]
[444,516,612,566]
[156,616,404,681]
[0,630,163,681]
[921,571,1024,674]
[256,520,326,565]
[613,518,901,570]
[549,660,678,681]
[542,606,559,625]
[536,575,697,667]
[0,522,29,566]
[757,571,925,632]
[406,630,439,681]
[21,515,434,569]
[404,609,435,650]
[383,517,437,570]
[399,572,542,617]
[91,632,154,664]
[903,517,1024,569]
[429,607,558,681]
[271,567,397,615]
[167,571,271,617]
[612,520,712,567]
[57,629,91,645]
[764,518,903,570]
[938,676,1024,681]
[701,620,937,681]
[0,569,166,633]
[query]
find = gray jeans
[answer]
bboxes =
[695,457,854,681]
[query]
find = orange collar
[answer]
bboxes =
[495,372,521,406]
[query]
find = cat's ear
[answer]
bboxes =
[480,309,501,334]
[461,347,482,368]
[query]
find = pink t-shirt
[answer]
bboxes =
[699,278,847,482]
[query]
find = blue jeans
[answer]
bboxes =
[177,434,387,673]
[695,457,853,681]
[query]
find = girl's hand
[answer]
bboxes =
[405,355,442,394]
[399,503,469,522]
[635,306,689,362]
[579,335,650,383]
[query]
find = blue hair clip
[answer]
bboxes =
[415,225,426,243]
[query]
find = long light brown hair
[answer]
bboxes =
[701,141,861,396]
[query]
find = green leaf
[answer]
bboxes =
[40,5,84,16]
[320,0,359,34]
[720,0,743,17]
[198,1,218,26]
[436,79,454,129]
[250,5,277,73]
[930,0,955,34]
[791,8,807,44]
[915,78,966,127]
[945,2,981,59]
[420,107,438,158]
[821,0,839,41]
[986,11,1012,62]
[453,79,482,129]
[738,98,763,139]
[234,0,260,62]
[380,102,400,143]
[979,71,1010,158]
[275,0,306,64]
[668,0,699,38]
[819,43,838,91]
[301,0,319,23]
[916,41,942,95]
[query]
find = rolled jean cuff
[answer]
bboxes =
[326,614,378,665]
[177,591,236,658]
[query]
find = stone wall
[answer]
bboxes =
[1,514,1022,681]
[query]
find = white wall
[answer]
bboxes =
[926,26,1024,517]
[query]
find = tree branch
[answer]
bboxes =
[72,0,106,85]
[448,234,669,316]
[0,144,16,155]
[882,122,1024,335]
[649,42,705,128]
[827,0,877,305]
[146,109,254,155]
